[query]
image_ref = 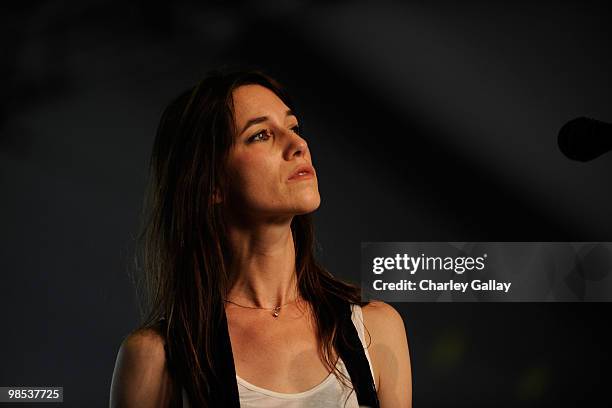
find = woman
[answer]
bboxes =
[110,69,412,407]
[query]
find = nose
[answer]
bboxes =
[284,131,309,160]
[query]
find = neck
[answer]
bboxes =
[225,218,300,308]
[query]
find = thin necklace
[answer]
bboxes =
[223,297,299,318]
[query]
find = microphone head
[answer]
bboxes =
[558,117,612,162]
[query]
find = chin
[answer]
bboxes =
[293,193,321,215]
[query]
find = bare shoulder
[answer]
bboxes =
[361,301,412,408]
[362,300,404,329]
[121,328,167,361]
[110,328,175,408]
[361,301,407,358]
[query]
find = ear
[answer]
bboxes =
[213,187,223,204]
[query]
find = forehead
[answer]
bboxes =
[232,84,289,123]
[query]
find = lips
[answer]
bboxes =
[288,164,316,181]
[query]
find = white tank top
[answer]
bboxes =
[181,304,376,408]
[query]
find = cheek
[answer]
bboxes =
[227,152,279,200]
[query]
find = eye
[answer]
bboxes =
[248,129,271,143]
[291,124,300,134]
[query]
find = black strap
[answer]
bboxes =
[210,309,241,407]
[334,300,380,408]
[159,313,240,408]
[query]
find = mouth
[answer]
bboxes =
[288,164,316,181]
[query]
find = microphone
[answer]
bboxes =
[558,117,612,162]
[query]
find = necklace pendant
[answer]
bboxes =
[272,306,280,318]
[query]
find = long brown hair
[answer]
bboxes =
[132,69,368,407]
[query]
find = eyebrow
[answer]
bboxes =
[239,109,296,136]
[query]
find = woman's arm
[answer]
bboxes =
[109,329,175,408]
[362,301,412,408]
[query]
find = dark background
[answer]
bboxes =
[2,0,611,406]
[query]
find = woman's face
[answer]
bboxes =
[224,84,320,221]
